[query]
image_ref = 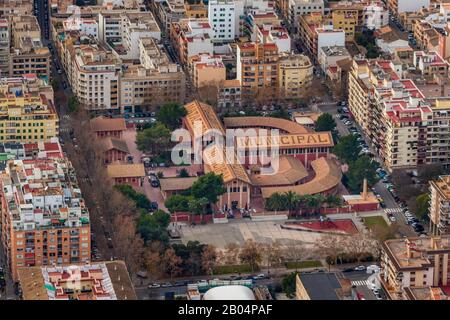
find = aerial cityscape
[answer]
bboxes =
[1,0,450,303]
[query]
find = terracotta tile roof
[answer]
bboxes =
[160,177,198,191]
[250,156,308,186]
[107,163,145,178]
[261,158,342,198]
[99,137,130,154]
[90,116,127,132]
[223,116,310,134]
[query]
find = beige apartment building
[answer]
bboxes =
[429,175,450,235]
[64,39,121,112]
[380,236,450,300]
[189,53,226,89]
[10,15,51,81]
[120,37,186,113]
[0,18,9,76]
[0,0,33,16]
[278,53,313,100]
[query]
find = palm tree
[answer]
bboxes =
[324,194,342,209]
[305,194,325,216]
[284,191,301,216]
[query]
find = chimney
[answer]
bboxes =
[362,178,368,200]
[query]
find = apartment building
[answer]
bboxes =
[63,15,99,38]
[64,40,121,112]
[276,0,322,31]
[185,3,208,19]
[236,42,279,103]
[170,18,214,66]
[189,53,226,89]
[380,236,450,300]
[119,12,161,60]
[217,79,242,112]
[208,0,243,42]
[98,7,141,44]
[10,15,51,81]
[120,37,186,113]
[0,0,33,16]
[154,0,186,32]
[254,24,291,53]
[413,20,440,51]
[331,10,358,41]
[298,13,345,62]
[0,76,58,143]
[349,57,450,172]
[278,53,313,100]
[387,0,430,17]
[0,18,9,76]
[364,1,389,30]
[413,50,449,78]
[318,45,351,73]
[429,175,450,235]
[0,155,91,282]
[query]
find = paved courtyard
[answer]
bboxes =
[179,219,330,249]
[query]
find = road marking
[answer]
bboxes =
[384,208,402,214]
[351,280,370,287]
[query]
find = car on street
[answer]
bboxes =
[389,216,396,222]
[149,175,160,188]
[148,283,161,288]
[376,294,383,300]
[161,282,172,288]
[354,265,366,271]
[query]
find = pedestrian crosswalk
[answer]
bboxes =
[351,280,370,287]
[384,208,403,214]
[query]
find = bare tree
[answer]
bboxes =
[201,244,218,275]
[282,242,310,272]
[239,240,263,272]
[261,242,283,275]
[223,243,241,265]
[314,234,346,266]
[162,247,182,280]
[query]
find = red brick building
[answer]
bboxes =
[106,163,145,188]
[99,137,130,165]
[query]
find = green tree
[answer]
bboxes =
[191,173,226,204]
[284,191,302,215]
[114,184,151,210]
[409,193,430,220]
[156,102,187,130]
[188,197,208,216]
[137,209,171,244]
[315,113,336,132]
[333,134,361,163]
[136,122,171,157]
[165,194,191,213]
[346,155,379,193]
[265,192,288,211]
[281,272,298,298]
[304,194,325,214]
[68,96,79,113]
[271,109,291,120]
[178,168,190,177]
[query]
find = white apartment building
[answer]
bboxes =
[316,27,346,60]
[318,45,351,73]
[120,12,161,59]
[208,0,240,42]
[364,2,389,30]
[63,15,99,38]
[254,24,291,53]
[65,44,121,111]
[288,0,324,29]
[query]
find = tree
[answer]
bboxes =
[191,172,226,204]
[156,102,187,130]
[146,241,164,280]
[162,247,182,280]
[315,234,346,266]
[68,96,79,113]
[265,192,288,211]
[165,194,191,213]
[284,191,302,215]
[178,168,190,178]
[346,155,379,193]
[136,122,171,157]
[315,113,336,132]
[262,242,282,275]
[201,245,218,275]
[418,164,445,183]
[271,109,291,120]
[304,194,325,215]
[239,240,263,272]
[333,134,361,164]
[283,242,310,272]
[409,193,430,220]
[115,184,152,210]
[223,243,240,265]
[137,209,171,244]
[281,272,298,298]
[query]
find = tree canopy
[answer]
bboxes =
[191,173,227,204]
[345,155,379,193]
[315,113,336,132]
[333,134,361,164]
[137,209,171,244]
[156,102,187,130]
[136,122,171,156]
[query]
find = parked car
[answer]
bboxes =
[148,283,161,289]
[161,282,172,288]
[354,265,366,271]
[149,176,160,188]
[389,216,396,222]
